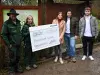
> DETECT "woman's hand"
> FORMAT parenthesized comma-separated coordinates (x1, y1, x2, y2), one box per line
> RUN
(75, 35, 78, 40)
(60, 36, 63, 40)
(60, 36, 64, 44)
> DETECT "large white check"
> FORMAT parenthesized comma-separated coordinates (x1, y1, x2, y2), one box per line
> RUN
(29, 24, 60, 52)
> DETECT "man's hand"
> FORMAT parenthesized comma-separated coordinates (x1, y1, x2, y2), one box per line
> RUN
(8, 44, 12, 49)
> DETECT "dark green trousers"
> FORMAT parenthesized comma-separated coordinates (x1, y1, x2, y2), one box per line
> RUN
(24, 44, 36, 67)
(9, 45, 20, 72)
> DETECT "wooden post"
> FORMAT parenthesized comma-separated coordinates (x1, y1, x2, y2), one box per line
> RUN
(0, 5, 2, 31)
(0, 0, 1, 5)
(0, 3, 2, 46)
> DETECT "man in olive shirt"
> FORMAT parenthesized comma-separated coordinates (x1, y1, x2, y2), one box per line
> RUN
(1, 8, 23, 75)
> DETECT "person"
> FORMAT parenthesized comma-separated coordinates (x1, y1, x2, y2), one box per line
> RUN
(1, 8, 23, 75)
(22, 15, 38, 70)
(52, 12, 65, 64)
(79, 7, 98, 61)
(64, 9, 79, 63)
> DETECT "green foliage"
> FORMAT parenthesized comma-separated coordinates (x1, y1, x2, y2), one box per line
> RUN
(92, 1, 100, 18)
(96, 20, 100, 42)
(23, 0, 38, 6)
(1, 0, 38, 6)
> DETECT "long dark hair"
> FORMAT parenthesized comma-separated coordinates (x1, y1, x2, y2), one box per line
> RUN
(56, 12, 64, 23)
(56, 12, 63, 19)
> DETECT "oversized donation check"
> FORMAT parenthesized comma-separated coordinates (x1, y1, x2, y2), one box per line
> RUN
(29, 24, 60, 52)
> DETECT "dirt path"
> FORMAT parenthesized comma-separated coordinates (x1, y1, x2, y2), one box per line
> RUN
(17, 46, 100, 75)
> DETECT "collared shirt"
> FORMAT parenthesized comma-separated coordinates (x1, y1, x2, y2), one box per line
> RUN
(84, 16, 92, 37)
(13, 20, 16, 24)
(65, 18, 70, 33)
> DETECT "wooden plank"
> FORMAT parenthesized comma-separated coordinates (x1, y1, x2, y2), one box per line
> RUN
(0, 5, 3, 31)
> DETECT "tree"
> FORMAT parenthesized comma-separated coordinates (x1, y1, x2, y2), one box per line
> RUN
(1, 0, 38, 6)
(91, 0, 100, 18)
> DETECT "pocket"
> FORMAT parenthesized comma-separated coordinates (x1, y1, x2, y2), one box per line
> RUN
(9, 27, 17, 34)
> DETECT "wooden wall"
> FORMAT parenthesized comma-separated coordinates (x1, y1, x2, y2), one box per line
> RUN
(46, 3, 82, 24)
(0, 3, 84, 30)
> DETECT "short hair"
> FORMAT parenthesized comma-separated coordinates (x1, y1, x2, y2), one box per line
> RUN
(65, 9, 72, 21)
(66, 9, 72, 13)
(85, 7, 91, 11)
(66, 9, 72, 16)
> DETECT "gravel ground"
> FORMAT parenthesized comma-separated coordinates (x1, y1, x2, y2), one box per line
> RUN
(16, 45, 100, 75)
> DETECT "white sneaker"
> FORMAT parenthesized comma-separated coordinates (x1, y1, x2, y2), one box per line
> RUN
(59, 58, 64, 64)
(82, 55, 87, 60)
(54, 56, 58, 62)
(33, 64, 38, 69)
(89, 56, 94, 61)
(26, 66, 31, 70)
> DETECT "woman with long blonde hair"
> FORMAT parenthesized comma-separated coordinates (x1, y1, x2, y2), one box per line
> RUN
(22, 15, 38, 70)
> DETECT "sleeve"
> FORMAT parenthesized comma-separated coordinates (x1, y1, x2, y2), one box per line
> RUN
(60, 21, 66, 38)
(52, 19, 56, 24)
(21, 25, 29, 40)
(79, 18, 82, 37)
(1, 22, 10, 47)
(75, 18, 79, 36)
(95, 18, 99, 38)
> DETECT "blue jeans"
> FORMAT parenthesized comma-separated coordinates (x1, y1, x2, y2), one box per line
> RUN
(64, 33, 76, 57)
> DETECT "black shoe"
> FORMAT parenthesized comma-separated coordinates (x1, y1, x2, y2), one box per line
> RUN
(15, 66, 23, 73)
(16, 69, 23, 73)
(64, 56, 71, 60)
(71, 57, 76, 63)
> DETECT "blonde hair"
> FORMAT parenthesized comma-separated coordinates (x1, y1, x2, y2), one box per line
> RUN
(26, 15, 34, 25)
